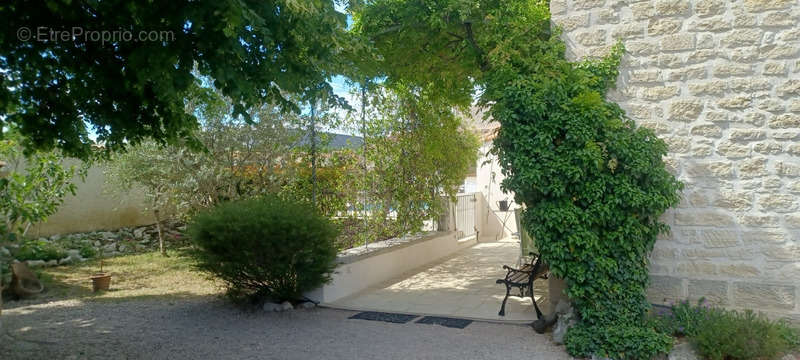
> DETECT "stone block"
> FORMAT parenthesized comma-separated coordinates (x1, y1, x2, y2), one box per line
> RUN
(739, 214, 781, 227)
(676, 261, 718, 276)
(612, 23, 645, 39)
(763, 62, 788, 75)
(555, 14, 590, 31)
(738, 157, 768, 178)
(654, 0, 690, 15)
(785, 214, 800, 228)
(691, 17, 731, 32)
(686, 161, 734, 178)
(717, 96, 752, 109)
(729, 129, 766, 142)
(734, 282, 796, 310)
(701, 230, 740, 248)
(776, 162, 800, 177)
(759, 194, 797, 212)
(716, 141, 751, 158)
(754, 142, 782, 155)
(685, 49, 719, 64)
(661, 34, 695, 51)
(690, 124, 722, 138)
(762, 245, 800, 262)
(712, 191, 752, 210)
(595, 9, 619, 24)
(714, 63, 753, 77)
(721, 29, 764, 48)
(550, 0, 566, 14)
(642, 86, 681, 100)
(648, 275, 684, 305)
(648, 18, 682, 35)
(743, 0, 794, 12)
(576, 30, 607, 46)
(688, 280, 728, 305)
(759, 44, 798, 60)
(762, 12, 795, 27)
(694, 0, 726, 17)
(675, 211, 735, 226)
(573, 0, 606, 10)
(741, 230, 787, 245)
(777, 80, 800, 97)
(669, 99, 704, 121)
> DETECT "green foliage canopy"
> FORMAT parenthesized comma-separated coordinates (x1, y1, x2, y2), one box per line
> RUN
(355, 0, 683, 358)
(0, 130, 86, 241)
(0, 0, 353, 158)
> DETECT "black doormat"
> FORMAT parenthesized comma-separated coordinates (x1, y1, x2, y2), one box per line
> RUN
(415, 316, 473, 329)
(348, 311, 418, 324)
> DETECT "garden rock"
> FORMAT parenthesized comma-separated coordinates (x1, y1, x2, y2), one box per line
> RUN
(263, 302, 282, 312)
(280, 301, 293, 312)
(0, 247, 10, 256)
(296, 302, 316, 310)
(26, 260, 46, 268)
(66, 249, 81, 259)
(780, 355, 796, 360)
(668, 342, 700, 360)
(58, 257, 73, 265)
(134, 227, 146, 238)
(102, 243, 117, 253)
(552, 300, 576, 345)
(45, 260, 58, 267)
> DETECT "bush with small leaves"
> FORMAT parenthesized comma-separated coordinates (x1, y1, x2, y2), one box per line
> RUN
(188, 197, 338, 303)
(651, 299, 800, 360)
(12, 239, 67, 262)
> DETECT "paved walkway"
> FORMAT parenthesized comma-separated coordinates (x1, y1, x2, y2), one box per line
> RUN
(330, 237, 549, 323)
(1, 298, 572, 360)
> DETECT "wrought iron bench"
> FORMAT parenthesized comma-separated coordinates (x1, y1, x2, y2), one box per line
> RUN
(496, 252, 549, 318)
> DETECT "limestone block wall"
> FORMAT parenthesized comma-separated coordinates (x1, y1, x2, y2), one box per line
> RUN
(551, 0, 800, 320)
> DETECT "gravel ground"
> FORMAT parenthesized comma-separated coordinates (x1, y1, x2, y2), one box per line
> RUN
(0, 297, 573, 360)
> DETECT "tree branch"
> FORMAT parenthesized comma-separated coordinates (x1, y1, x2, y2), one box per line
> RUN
(463, 22, 489, 71)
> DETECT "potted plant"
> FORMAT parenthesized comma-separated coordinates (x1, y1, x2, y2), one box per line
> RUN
(90, 260, 111, 292)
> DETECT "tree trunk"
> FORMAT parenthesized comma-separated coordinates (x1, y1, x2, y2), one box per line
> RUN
(154, 209, 166, 257)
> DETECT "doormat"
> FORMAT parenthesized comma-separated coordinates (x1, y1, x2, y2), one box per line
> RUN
(415, 316, 473, 329)
(348, 311, 418, 324)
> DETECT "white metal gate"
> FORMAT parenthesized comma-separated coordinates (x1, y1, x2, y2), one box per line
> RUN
(454, 193, 477, 239)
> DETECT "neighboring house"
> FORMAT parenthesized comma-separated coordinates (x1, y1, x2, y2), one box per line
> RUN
(293, 132, 364, 151)
(463, 107, 521, 239)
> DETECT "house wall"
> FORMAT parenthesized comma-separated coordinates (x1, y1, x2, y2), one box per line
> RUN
(552, 0, 800, 320)
(475, 141, 519, 237)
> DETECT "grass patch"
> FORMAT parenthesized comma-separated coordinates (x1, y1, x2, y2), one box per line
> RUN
(19, 249, 221, 303)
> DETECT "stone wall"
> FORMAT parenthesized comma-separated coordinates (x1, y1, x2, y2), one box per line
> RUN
(27, 162, 154, 237)
(551, 0, 800, 320)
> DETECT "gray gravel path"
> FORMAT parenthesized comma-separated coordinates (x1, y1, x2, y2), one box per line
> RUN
(0, 297, 572, 360)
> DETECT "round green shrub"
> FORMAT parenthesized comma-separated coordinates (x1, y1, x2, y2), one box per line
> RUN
(187, 197, 339, 303)
(13, 239, 67, 262)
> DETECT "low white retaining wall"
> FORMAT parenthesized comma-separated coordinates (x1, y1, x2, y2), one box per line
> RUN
(306, 231, 476, 304)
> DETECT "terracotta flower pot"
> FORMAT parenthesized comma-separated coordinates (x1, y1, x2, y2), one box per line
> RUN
(91, 273, 111, 292)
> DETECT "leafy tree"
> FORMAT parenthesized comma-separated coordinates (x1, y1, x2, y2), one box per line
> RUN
(104, 88, 304, 255)
(0, 0, 353, 158)
(355, 1, 682, 358)
(349, 83, 480, 239)
(0, 131, 87, 241)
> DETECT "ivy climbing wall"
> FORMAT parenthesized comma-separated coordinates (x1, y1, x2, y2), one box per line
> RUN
(551, 0, 800, 320)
